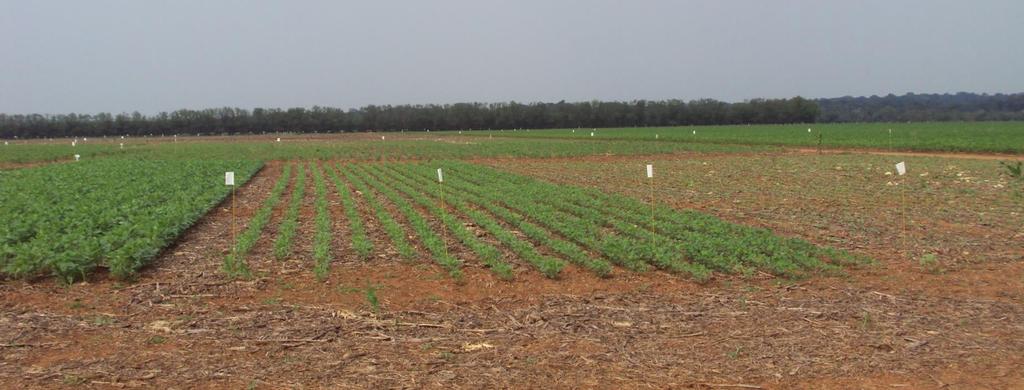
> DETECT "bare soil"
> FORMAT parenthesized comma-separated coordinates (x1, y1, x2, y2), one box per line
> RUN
(2, 154, 1023, 389)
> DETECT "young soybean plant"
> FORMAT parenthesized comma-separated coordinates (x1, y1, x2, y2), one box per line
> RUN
(274, 163, 306, 260)
(339, 164, 417, 261)
(325, 166, 373, 260)
(224, 164, 293, 277)
(311, 163, 333, 280)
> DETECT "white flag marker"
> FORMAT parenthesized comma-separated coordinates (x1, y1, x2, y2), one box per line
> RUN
(436, 168, 444, 183)
(3, 141, 7, 145)
(381, 135, 385, 140)
(808, 128, 812, 133)
(692, 130, 696, 135)
(895, 162, 906, 176)
(655, 134, 659, 139)
(72, 141, 76, 147)
(572, 129, 575, 133)
(74, 154, 80, 161)
(225, 172, 235, 186)
(646, 164, 653, 178)
(590, 132, 594, 137)
(119, 143, 124, 149)
(276, 137, 281, 142)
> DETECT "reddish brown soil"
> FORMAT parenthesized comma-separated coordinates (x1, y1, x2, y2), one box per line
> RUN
(2, 155, 1023, 389)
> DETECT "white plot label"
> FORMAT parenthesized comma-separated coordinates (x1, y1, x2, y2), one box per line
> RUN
(436, 168, 444, 183)
(692, 130, 696, 135)
(895, 162, 906, 176)
(225, 172, 235, 186)
(276, 137, 281, 142)
(646, 164, 653, 178)
(590, 132, 594, 137)
(119, 143, 124, 149)
(74, 154, 80, 161)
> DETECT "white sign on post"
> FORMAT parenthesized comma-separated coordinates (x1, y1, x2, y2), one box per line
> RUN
(4, 141, 7, 145)
(808, 128, 812, 133)
(72, 141, 76, 147)
(692, 130, 696, 135)
(381, 135, 385, 140)
(119, 143, 124, 149)
(590, 132, 594, 137)
(655, 134, 659, 139)
(225, 172, 235, 186)
(895, 162, 906, 176)
(276, 137, 281, 142)
(436, 168, 444, 183)
(646, 164, 653, 178)
(74, 154, 80, 161)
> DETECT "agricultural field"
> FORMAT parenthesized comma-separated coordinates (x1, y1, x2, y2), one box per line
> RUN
(1, 130, 1023, 388)
(454, 121, 1024, 154)
(0, 160, 261, 281)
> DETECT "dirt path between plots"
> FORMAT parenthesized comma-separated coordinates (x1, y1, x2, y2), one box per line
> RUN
(1, 158, 1023, 389)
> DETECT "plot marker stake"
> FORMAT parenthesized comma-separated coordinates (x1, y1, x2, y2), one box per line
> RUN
(437, 168, 449, 258)
(226, 171, 236, 266)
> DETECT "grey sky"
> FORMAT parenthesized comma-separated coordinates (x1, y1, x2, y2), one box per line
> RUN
(1, 0, 1022, 114)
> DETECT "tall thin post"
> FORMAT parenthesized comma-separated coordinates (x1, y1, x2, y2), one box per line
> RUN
(437, 168, 448, 258)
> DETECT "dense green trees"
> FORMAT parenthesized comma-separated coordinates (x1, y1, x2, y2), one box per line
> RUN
(0, 97, 818, 138)
(1, 93, 1020, 139)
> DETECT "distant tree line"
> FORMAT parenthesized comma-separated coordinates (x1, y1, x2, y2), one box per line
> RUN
(817, 92, 1024, 122)
(0, 97, 818, 138)
(0, 93, 1020, 139)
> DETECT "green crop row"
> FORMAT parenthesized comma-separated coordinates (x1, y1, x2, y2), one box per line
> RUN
(224, 164, 293, 277)
(337, 165, 417, 260)
(364, 164, 562, 278)
(0, 159, 262, 281)
(324, 165, 373, 260)
(273, 163, 306, 260)
(311, 163, 333, 280)
(347, 165, 464, 280)
(441, 161, 865, 278)
(360, 162, 520, 278)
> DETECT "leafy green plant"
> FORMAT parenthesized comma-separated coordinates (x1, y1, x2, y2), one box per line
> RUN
(325, 165, 373, 259)
(311, 163, 333, 281)
(0, 159, 262, 281)
(224, 164, 293, 278)
(273, 163, 306, 260)
(348, 166, 463, 280)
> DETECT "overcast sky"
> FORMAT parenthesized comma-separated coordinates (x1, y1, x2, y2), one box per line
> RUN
(1, 0, 1022, 114)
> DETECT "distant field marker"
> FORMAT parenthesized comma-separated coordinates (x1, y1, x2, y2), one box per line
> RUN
(74, 154, 80, 161)
(437, 168, 449, 258)
(226, 171, 236, 260)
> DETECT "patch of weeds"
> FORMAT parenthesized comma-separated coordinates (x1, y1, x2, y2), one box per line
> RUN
(525, 356, 538, 365)
(918, 253, 944, 274)
(438, 351, 455, 361)
(365, 284, 381, 313)
(727, 346, 743, 359)
(146, 335, 167, 345)
(262, 297, 282, 306)
(420, 342, 434, 351)
(277, 279, 295, 290)
(91, 315, 115, 326)
(62, 374, 86, 385)
(859, 312, 874, 331)
(68, 299, 85, 310)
